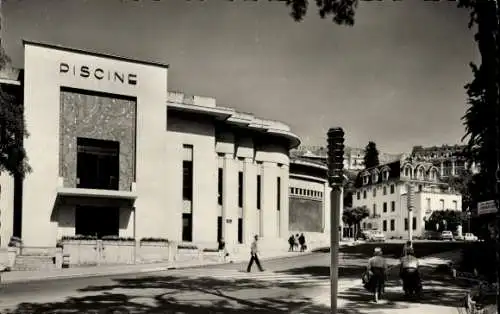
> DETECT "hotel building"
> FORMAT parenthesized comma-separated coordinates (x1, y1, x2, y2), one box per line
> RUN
(352, 160, 462, 239)
(0, 41, 336, 253)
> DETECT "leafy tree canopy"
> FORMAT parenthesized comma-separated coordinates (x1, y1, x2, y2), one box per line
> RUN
(0, 48, 31, 177)
(363, 141, 379, 169)
(425, 209, 464, 232)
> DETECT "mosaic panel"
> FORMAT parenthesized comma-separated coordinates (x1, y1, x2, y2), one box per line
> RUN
(59, 89, 136, 191)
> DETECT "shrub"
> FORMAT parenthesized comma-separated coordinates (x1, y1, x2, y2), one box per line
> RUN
(140, 237, 169, 243)
(178, 244, 198, 250)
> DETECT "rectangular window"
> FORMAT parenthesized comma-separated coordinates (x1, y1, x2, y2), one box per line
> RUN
(383, 186, 387, 195)
(452, 200, 458, 210)
(182, 213, 193, 242)
(357, 192, 360, 200)
(182, 145, 193, 242)
(238, 171, 243, 208)
(373, 188, 377, 197)
(373, 204, 377, 216)
(383, 220, 387, 232)
(218, 168, 223, 205)
(257, 175, 262, 210)
(182, 155, 193, 201)
(404, 218, 408, 231)
(391, 201, 395, 212)
(426, 198, 431, 210)
(217, 216, 222, 241)
(238, 218, 243, 244)
(363, 190, 367, 199)
(390, 184, 395, 194)
(390, 219, 395, 231)
(383, 202, 387, 213)
(440, 199, 445, 210)
(412, 217, 417, 230)
(277, 177, 281, 211)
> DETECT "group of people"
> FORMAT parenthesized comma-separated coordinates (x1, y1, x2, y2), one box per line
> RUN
(363, 241, 421, 303)
(288, 233, 307, 252)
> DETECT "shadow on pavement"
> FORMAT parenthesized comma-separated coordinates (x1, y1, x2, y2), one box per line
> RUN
(338, 274, 469, 313)
(0, 275, 335, 314)
(276, 264, 366, 279)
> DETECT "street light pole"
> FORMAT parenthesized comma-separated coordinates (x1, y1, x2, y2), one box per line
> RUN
(327, 127, 345, 314)
(407, 183, 415, 243)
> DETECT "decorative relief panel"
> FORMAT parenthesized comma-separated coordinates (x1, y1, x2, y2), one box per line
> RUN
(59, 89, 136, 191)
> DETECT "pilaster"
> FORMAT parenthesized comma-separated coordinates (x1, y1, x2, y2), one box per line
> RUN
(261, 162, 277, 238)
(243, 158, 257, 244)
(222, 154, 238, 245)
(279, 165, 289, 238)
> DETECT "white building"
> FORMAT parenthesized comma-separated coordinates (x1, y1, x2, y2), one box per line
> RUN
(0, 41, 336, 259)
(352, 160, 462, 239)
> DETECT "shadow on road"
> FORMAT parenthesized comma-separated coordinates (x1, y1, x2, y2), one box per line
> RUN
(0, 275, 334, 313)
(276, 264, 366, 279)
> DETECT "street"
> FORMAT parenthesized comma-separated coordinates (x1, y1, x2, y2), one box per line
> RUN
(0, 251, 470, 313)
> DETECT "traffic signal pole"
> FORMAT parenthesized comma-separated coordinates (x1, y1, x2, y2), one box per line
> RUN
(327, 127, 345, 314)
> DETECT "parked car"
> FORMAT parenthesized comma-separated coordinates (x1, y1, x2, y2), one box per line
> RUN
(370, 230, 386, 242)
(464, 233, 478, 242)
(441, 230, 454, 241)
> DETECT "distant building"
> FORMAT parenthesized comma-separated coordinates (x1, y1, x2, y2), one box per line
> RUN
(410, 144, 478, 177)
(352, 160, 462, 239)
(292, 145, 403, 171)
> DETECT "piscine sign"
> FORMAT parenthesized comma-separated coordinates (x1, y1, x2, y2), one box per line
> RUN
(59, 62, 138, 86)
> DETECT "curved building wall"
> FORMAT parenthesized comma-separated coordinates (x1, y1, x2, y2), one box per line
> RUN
(1, 41, 300, 252)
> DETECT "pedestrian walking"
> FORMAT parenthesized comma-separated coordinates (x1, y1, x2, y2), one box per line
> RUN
(247, 235, 264, 272)
(218, 237, 230, 262)
(288, 235, 295, 251)
(299, 233, 306, 252)
(366, 247, 388, 303)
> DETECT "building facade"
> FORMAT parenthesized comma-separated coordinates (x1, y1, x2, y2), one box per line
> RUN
(352, 160, 462, 239)
(0, 41, 304, 250)
(411, 144, 478, 177)
(288, 158, 336, 245)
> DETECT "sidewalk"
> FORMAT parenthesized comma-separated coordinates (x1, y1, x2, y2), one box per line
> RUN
(0, 241, 349, 284)
(307, 249, 464, 312)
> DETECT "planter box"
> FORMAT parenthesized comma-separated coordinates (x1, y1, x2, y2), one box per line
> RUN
(176, 248, 202, 262)
(138, 241, 170, 263)
(62, 240, 99, 266)
(61, 239, 135, 266)
(102, 240, 135, 265)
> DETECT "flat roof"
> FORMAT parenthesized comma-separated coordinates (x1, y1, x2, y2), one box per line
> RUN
(23, 40, 169, 69)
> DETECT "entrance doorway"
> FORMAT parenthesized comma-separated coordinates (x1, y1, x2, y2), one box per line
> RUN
(75, 206, 119, 238)
(77, 137, 119, 190)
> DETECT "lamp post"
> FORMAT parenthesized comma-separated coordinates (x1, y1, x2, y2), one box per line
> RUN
(327, 127, 345, 314)
(406, 183, 415, 243)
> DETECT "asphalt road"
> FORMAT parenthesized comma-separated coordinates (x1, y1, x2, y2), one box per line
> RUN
(0, 249, 470, 313)
(0, 252, 370, 313)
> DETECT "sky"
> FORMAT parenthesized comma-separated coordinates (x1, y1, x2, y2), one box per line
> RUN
(1, 0, 478, 154)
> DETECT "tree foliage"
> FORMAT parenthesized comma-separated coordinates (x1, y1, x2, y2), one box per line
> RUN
(342, 205, 369, 227)
(285, 0, 358, 26)
(440, 169, 474, 210)
(363, 141, 379, 169)
(425, 209, 464, 232)
(459, 0, 500, 208)
(0, 47, 30, 177)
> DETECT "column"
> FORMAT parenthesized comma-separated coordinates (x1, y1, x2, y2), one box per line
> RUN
(440, 161, 444, 177)
(261, 162, 277, 238)
(279, 165, 290, 238)
(451, 159, 456, 176)
(222, 154, 238, 245)
(243, 158, 257, 244)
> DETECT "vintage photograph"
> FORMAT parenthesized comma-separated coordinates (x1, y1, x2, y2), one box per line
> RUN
(0, 0, 498, 313)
